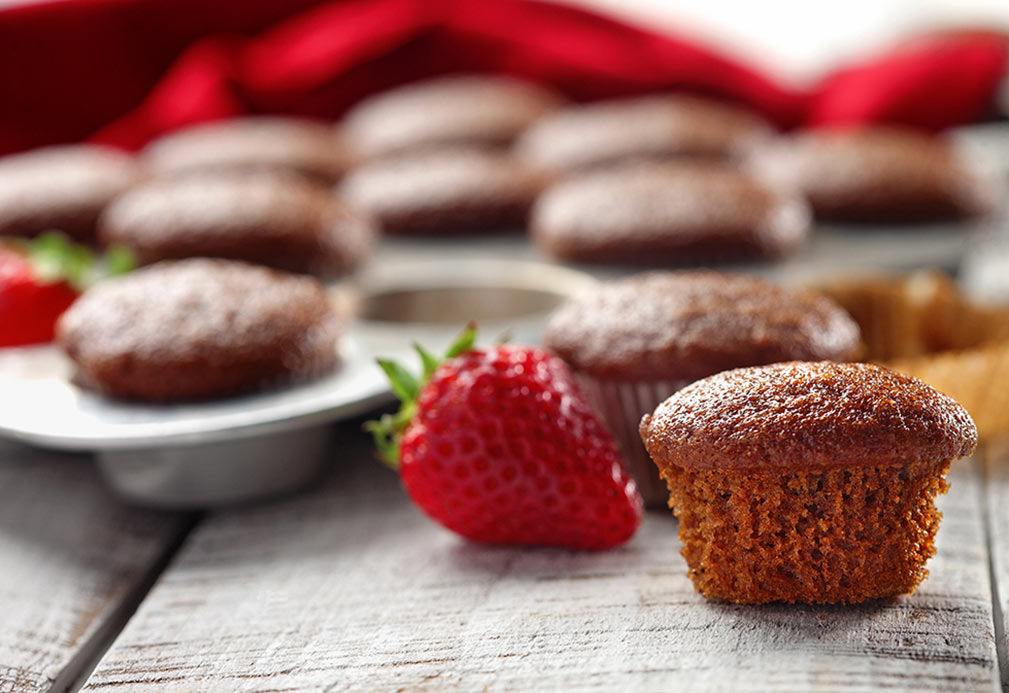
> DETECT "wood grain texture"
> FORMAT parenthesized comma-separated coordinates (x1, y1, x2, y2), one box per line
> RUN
(83, 426, 999, 693)
(982, 439, 1009, 690)
(0, 441, 190, 693)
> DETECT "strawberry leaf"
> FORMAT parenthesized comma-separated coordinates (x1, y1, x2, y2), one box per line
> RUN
(5, 231, 135, 291)
(29, 231, 95, 289)
(364, 415, 402, 469)
(377, 358, 419, 403)
(445, 322, 477, 358)
(413, 343, 440, 380)
(367, 324, 479, 470)
(103, 245, 136, 278)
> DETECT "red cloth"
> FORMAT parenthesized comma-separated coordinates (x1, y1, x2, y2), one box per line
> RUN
(0, 0, 1005, 155)
(807, 30, 1009, 130)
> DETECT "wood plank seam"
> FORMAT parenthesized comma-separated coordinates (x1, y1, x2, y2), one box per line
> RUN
(0, 442, 194, 693)
(59, 513, 202, 693)
(980, 444, 1009, 692)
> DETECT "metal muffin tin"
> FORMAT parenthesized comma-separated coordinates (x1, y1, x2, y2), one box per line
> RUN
(0, 257, 600, 508)
(0, 334, 389, 506)
(348, 255, 599, 355)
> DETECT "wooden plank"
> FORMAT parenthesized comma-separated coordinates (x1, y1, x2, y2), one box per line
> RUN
(982, 439, 1009, 690)
(84, 430, 999, 692)
(0, 440, 191, 693)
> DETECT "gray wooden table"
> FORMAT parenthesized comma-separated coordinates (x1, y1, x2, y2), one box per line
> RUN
(5, 152, 1009, 693)
(1, 420, 1007, 693)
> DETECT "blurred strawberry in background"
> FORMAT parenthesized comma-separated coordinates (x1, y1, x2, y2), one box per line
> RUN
(0, 233, 132, 347)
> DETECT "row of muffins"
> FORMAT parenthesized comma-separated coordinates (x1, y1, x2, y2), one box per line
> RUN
(343, 77, 999, 264)
(0, 144, 372, 279)
(0, 74, 1000, 278)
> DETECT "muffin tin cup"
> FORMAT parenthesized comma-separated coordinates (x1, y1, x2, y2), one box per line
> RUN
(0, 335, 391, 509)
(574, 375, 692, 508)
(97, 425, 331, 508)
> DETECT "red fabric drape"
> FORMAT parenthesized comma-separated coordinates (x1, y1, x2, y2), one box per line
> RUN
(0, 0, 1004, 155)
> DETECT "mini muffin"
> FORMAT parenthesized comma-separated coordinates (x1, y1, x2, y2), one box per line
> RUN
(545, 271, 861, 506)
(748, 127, 1000, 223)
(531, 162, 809, 265)
(143, 117, 349, 183)
(343, 75, 563, 160)
(98, 172, 374, 277)
(340, 148, 546, 235)
(0, 145, 142, 242)
(57, 259, 340, 402)
(639, 361, 978, 604)
(514, 94, 772, 172)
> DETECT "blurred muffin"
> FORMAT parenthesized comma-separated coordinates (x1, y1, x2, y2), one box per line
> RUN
(531, 162, 809, 265)
(546, 270, 861, 505)
(99, 172, 374, 277)
(0, 145, 142, 242)
(143, 117, 349, 184)
(514, 94, 772, 172)
(748, 127, 1000, 223)
(340, 148, 546, 235)
(640, 361, 977, 604)
(343, 75, 564, 160)
(58, 259, 341, 402)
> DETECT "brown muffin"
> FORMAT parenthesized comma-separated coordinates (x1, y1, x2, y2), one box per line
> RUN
(546, 271, 861, 506)
(57, 259, 341, 402)
(0, 145, 142, 242)
(514, 94, 772, 172)
(748, 127, 1000, 223)
(98, 172, 374, 277)
(143, 117, 349, 183)
(531, 162, 809, 265)
(343, 75, 563, 160)
(340, 148, 546, 235)
(639, 361, 978, 604)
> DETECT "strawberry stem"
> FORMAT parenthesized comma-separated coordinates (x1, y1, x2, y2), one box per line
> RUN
(6, 231, 135, 291)
(365, 324, 478, 470)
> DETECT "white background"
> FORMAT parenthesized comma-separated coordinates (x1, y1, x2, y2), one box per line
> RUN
(569, 0, 1009, 85)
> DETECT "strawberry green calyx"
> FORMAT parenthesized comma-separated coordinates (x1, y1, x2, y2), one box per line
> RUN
(365, 323, 477, 469)
(6, 231, 135, 290)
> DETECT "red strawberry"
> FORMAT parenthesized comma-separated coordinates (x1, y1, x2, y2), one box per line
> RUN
(368, 326, 643, 549)
(0, 250, 78, 347)
(0, 232, 134, 348)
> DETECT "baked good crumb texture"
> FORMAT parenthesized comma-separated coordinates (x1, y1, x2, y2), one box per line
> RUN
(640, 361, 977, 605)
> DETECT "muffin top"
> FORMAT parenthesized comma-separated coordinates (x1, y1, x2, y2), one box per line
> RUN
(343, 75, 563, 159)
(515, 94, 772, 172)
(0, 144, 142, 241)
(143, 117, 349, 183)
(99, 172, 374, 276)
(640, 361, 978, 471)
(57, 259, 340, 401)
(339, 148, 546, 234)
(545, 271, 860, 381)
(531, 162, 808, 263)
(748, 127, 999, 223)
